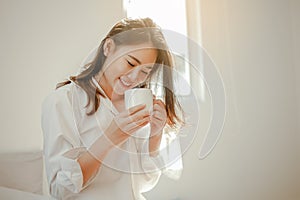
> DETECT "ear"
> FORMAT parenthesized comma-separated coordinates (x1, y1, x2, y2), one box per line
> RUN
(103, 38, 115, 56)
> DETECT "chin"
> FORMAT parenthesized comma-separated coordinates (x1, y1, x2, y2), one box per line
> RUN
(116, 82, 136, 94)
(111, 89, 123, 97)
(112, 85, 127, 97)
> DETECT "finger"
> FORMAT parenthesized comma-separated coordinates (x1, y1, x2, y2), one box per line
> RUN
(151, 110, 166, 121)
(116, 108, 149, 133)
(128, 104, 146, 115)
(129, 122, 149, 135)
(152, 104, 167, 116)
(119, 104, 146, 117)
(153, 101, 166, 114)
(153, 103, 163, 110)
(153, 99, 166, 108)
(128, 108, 150, 122)
(125, 116, 151, 134)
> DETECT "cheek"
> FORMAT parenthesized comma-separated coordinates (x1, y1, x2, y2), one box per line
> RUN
(114, 61, 130, 75)
(106, 63, 124, 79)
(138, 72, 149, 82)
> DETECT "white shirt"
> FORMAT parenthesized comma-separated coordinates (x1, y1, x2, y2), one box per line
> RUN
(41, 80, 183, 200)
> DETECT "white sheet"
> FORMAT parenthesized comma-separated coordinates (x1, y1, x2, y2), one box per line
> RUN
(0, 151, 44, 194)
(0, 186, 53, 200)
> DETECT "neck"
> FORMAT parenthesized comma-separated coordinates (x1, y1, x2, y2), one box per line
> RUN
(98, 78, 125, 112)
(96, 74, 124, 103)
(94, 73, 112, 99)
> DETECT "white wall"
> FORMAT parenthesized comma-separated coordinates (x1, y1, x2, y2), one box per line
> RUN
(145, 0, 300, 199)
(290, 0, 300, 174)
(0, 0, 124, 152)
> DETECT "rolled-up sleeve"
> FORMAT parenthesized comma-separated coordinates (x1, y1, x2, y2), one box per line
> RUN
(131, 129, 183, 198)
(41, 87, 96, 199)
(139, 131, 183, 179)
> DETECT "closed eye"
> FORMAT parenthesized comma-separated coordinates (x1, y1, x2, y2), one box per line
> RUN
(127, 60, 134, 67)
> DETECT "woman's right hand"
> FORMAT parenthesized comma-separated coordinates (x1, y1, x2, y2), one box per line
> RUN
(104, 104, 150, 146)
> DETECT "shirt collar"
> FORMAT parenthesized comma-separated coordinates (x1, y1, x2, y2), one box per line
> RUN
(92, 77, 119, 116)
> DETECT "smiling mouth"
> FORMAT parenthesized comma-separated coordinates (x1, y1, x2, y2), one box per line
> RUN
(120, 77, 133, 87)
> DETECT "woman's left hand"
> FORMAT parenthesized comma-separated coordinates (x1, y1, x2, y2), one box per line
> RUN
(150, 98, 167, 137)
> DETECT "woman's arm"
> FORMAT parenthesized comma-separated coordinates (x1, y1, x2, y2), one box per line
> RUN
(77, 152, 101, 186)
(149, 131, 163, 157)
(149, 99, 167, 156)
(77, 134, 112, 186)
(78, 104, 151, 186)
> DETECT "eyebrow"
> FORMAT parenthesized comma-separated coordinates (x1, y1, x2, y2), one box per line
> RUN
(128, 55, 141, 65)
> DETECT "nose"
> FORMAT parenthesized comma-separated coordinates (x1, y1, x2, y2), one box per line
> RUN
(126, 67, 142, 82)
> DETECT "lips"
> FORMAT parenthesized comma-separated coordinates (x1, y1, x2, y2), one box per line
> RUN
(120, 77, 133, 87)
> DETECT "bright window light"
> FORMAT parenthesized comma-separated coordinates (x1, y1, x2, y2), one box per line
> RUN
(123, 0, 191, 96)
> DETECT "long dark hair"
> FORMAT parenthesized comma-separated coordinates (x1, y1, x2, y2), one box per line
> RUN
(57, 18, 184, 128)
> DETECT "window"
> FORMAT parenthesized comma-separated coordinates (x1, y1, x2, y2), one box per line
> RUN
(123, 0, 191, 96)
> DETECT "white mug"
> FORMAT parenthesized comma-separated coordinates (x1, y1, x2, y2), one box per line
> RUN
(124, 88, 153, 111)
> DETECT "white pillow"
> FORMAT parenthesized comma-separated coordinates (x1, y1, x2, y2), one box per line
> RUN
(0, 151, 43, 194)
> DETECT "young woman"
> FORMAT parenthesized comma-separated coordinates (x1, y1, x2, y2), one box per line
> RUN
(42, 17, 184, 200)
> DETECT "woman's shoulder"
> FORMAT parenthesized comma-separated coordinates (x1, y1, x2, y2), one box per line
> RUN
(42, 82, 87, 110)
(42, 83, 72, 104)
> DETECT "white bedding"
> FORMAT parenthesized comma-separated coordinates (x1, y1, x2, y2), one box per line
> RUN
(0, 186, 53, 200)
(0, 150, 50, 198)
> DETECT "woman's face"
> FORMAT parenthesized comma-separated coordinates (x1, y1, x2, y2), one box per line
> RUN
(99, 39, 157, 99)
